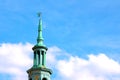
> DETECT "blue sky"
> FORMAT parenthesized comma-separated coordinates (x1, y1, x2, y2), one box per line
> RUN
(0, 0, 120, 80)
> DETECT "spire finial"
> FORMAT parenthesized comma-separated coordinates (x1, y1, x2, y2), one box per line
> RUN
(37, 12, 44, 46)
(37, 12, 41, 18)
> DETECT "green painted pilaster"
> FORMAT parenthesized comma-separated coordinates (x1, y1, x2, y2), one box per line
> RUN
(43, 52, 46, 66)
(36, 52, 38, 66)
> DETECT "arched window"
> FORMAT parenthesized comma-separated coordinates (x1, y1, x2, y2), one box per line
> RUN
(42, 78, 47, 80)
(34, 51, 36, 66)
(42, 51, 45, 65)
(37, 50, 40, 54)
(37, 50, 40, 65)
(41, 51, 44, 65)
(34, 51, 36, 60)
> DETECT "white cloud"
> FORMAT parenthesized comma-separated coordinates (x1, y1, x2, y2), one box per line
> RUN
(0, 43, 120, 80)
(89, 54, 120, 74)
(0, 43, 33, 80)
(56, 54, 120, 80)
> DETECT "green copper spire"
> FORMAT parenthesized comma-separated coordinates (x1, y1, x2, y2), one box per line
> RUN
(27, 13, 52, 80)
(37, 13, 44, 46)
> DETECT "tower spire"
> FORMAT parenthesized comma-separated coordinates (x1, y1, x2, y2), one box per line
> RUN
(37, 12, 44, 46)
(27, 13, 52, 80)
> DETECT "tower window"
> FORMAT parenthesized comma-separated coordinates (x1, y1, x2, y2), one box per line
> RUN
(37, 50, 40, 65)
(42, 78, 47, 80)
(37, 50, 40, 54)
(42, 51, 44, 65)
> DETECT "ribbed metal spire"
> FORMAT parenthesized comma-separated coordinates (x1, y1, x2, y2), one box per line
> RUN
(37, 13, 44, 46)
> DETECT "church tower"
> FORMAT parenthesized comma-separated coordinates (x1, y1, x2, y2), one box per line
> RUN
(27, 13, 52, 80)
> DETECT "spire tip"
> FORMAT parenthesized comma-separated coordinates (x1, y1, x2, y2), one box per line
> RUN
(37, 12, 44, 46)
(37, 12, 42, 18)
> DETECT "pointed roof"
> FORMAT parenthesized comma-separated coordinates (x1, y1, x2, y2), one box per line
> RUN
(32, 13, 47, 50)
(36, 13, 44, 46)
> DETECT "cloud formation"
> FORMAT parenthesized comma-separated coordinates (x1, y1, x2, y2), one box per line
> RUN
(0, 43, 120, 80)
(0, 43, 33, 80)
(56, 54, 120, 80)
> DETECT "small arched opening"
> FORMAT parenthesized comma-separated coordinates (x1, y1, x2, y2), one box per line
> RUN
(42, 78, 47, 80)
(41, 51, 44, 65)
(37, 50, 40, 65)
